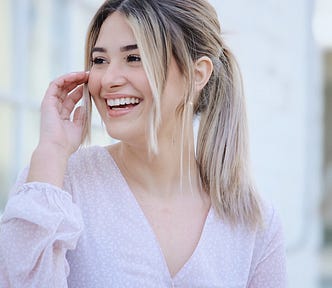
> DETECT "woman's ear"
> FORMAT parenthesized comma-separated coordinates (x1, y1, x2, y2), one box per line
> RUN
(194, 56, 213, 93)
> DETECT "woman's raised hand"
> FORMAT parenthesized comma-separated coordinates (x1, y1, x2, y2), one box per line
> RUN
(27, 71, 89, 187)
(39, 71, 89, 157)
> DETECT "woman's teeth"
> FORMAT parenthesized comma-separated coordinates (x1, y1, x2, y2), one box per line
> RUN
(106, 97, 140, 108)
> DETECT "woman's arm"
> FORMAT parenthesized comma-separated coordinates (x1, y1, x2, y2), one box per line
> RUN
(0, 181, 83, 287)
(0, 71, 88, 287)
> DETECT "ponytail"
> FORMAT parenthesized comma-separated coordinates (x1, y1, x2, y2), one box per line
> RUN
(196, 47, 262, 227)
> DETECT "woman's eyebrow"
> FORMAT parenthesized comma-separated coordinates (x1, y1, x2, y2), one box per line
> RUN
(91, 44, 138, 54)
(120, 44, 138, 52)
(91, 47, 107, 54)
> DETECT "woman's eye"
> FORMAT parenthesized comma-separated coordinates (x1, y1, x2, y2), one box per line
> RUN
(91, 57, 108, 65)
(126, 55, 141, 63)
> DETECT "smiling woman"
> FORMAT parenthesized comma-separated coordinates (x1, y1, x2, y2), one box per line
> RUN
(0, 0, 286, 287)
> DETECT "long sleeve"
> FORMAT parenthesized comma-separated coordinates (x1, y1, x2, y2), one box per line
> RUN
(0, 171, 83, 288)
(247, 207, 287, 288)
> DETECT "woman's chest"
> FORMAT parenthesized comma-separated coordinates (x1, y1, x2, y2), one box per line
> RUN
(140, 201, 210, 278)
(66, 194, 255, 287)
(67, 176, 256, 287)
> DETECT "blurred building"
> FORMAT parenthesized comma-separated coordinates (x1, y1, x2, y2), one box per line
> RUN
(315, 0, 332, 285)
(0, 0, 331, 287)
(0, 0, 109, 209)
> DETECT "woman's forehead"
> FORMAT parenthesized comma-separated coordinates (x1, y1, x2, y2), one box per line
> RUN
(95, 12, 137, 49)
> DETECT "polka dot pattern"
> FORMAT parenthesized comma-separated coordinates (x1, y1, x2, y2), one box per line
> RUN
(0, 146, 287, 287)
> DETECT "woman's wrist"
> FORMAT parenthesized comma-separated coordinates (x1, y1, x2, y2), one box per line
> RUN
(26, 144, 70, 188)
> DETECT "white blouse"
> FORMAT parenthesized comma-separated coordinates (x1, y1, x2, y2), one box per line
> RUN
(0, 146, 286, 287)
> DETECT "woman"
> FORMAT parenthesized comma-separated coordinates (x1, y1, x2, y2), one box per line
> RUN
(0, 0, 286, 287)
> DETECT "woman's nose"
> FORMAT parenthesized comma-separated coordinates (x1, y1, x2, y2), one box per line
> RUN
(101, 62, 126, 89)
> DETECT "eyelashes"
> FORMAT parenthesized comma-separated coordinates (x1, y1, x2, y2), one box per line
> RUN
(91, 57, 109, 65)
(90, 55, 141, 66)
(126, 55, 141, 63)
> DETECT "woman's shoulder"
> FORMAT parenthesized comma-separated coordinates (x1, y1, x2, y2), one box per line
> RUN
(63, 145, 121, 196)
(65, 145, 118, 182)
(258, 198, 283, 236)
(67, 145, 113, 169)
(245, 199, 287, 284)
(70, 145, 109, 159)
(252, 198, 285, 259)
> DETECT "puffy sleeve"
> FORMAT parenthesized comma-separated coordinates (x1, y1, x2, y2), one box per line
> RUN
(0, 169, 83, 288)
(247, 205, 287, 288)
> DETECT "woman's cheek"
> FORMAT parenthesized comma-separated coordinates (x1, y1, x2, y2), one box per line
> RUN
(87, 70, 100, 97)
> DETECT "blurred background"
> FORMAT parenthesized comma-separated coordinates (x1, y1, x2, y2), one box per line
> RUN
(0, 0, 331, 287)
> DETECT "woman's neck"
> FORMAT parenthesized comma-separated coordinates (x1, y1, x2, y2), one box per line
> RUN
(108, 136, 203, 200)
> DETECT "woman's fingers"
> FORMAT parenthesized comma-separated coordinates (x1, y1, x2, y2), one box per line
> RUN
(42, 71, 89, 117)
(47, 71, 89, 103)
(60, 85, 84, 120)
(73, 105, 86, 127)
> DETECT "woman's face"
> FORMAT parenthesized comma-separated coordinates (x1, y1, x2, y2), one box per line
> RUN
(88, 12, 186, 148)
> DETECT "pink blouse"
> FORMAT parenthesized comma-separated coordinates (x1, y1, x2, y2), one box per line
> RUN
(0, 146, 286, 287)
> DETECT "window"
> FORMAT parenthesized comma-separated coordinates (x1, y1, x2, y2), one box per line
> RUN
(0, 0, 110, 211)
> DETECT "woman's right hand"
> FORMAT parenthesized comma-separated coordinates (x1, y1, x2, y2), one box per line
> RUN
(39, 71, 89, 157)
(27, 71, 89, 187)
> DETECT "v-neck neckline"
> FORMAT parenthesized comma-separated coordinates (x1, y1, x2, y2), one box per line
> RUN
(101, 146, 213, 282)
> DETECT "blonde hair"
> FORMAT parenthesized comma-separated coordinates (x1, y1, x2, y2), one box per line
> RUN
(83, 0, 262, 227)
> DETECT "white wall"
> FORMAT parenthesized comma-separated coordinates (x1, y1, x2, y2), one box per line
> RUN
(0, 0, 323, 286)
(209, 0, 322, 287)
